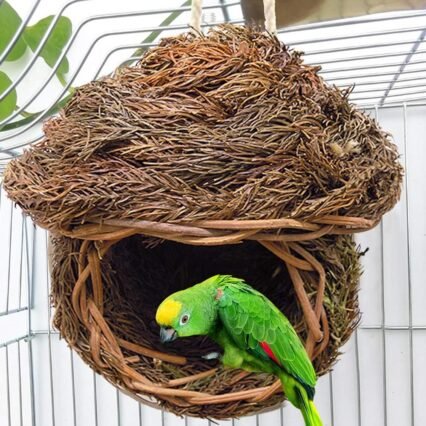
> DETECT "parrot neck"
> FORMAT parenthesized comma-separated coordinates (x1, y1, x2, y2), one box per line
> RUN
(208, 325, 232, 349)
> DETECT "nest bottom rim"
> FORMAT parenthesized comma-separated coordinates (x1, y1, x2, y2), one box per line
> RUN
(50, 233, 361, 419)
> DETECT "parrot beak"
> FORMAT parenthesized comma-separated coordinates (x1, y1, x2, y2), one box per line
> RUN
(160, 327, 177, 343)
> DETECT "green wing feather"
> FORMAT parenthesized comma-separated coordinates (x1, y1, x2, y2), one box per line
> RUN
(217, 278, 317, 392)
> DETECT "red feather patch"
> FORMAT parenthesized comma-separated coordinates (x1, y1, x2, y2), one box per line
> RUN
(260, 341, 281, 366)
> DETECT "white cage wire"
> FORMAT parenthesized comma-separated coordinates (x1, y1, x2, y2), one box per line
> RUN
(0, 2, 425, 426)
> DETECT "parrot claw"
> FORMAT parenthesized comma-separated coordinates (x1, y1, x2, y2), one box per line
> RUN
(202, 352, 221, 360)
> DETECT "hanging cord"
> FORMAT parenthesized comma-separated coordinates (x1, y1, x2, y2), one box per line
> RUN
(263, 0, 277, 35)
(189, 0, 277, 35)
(189, 0, 203, 33)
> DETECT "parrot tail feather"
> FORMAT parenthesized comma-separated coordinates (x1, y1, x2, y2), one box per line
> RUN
(295, 387, 323, 426)
(277, 371, 322, 426)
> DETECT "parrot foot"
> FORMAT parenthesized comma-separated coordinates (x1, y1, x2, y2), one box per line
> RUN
(202, 352, 221, 360)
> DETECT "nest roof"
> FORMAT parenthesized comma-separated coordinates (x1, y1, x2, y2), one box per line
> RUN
(4, 24, 402, 232)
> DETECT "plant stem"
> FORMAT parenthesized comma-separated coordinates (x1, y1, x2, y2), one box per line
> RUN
(120, 0, 192, 67)
(14, 106, 32, 118)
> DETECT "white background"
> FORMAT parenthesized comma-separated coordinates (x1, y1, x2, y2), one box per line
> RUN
(1, 1, 426, 426)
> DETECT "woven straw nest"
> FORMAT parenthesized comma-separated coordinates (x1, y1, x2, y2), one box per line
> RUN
(4, 24, 402, 418)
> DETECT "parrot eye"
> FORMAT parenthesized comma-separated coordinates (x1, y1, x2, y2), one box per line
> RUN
(180, 314, 190, 325)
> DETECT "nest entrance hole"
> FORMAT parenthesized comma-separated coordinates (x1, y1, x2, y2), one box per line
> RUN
(108, 236, 299, 360)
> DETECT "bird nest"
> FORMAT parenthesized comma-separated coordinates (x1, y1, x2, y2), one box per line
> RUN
(4, 24, 402, 419)
(48, 233, 362, 418)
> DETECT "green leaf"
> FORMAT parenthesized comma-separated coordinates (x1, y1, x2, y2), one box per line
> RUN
(23, 15, 72, 84)
(0, 92, 72, 132)
(0, 1, 27, 61)
(0, 71, 17, 121)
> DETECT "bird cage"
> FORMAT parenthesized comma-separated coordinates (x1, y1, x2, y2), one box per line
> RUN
(0, 1, 425, 426)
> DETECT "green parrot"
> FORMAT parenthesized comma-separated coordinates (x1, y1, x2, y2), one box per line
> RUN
(156, 275, 322, 426)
